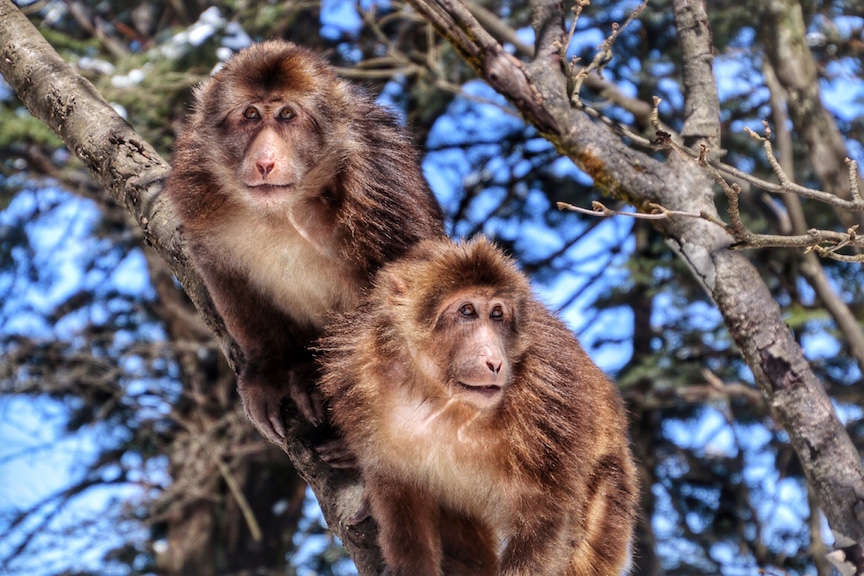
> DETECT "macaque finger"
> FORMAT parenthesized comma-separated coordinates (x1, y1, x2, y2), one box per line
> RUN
(242, 391, 286, 444)
(316, 438, 357, 469)
(289, 376, 325, 426)
(267, 404, 287, 442)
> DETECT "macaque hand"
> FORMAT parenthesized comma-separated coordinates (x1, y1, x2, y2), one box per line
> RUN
(288, 362, 326, 426)
(238, 380, 288, 445)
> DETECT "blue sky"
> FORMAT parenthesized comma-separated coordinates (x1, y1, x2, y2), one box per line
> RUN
(2, 3, 864, 575)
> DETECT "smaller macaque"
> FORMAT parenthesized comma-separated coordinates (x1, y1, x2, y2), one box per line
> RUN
(165, 41, 444, 444)
(318, 237, 638, 576)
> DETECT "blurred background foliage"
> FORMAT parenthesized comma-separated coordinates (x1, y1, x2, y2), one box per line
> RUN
(0, 0, 862, 574)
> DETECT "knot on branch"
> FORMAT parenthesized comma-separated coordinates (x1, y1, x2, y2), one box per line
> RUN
(827, 541, 864, 576)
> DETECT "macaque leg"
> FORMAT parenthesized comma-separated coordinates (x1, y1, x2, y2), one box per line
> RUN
(567, 456, 637, 576)
(440, 510, 498, 576)
(499, 508, 576, 576)
(366, 474, 442, 576)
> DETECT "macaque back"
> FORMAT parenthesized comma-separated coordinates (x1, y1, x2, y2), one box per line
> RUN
(319, 237, 638, 576)
(165, 41, 444, 443)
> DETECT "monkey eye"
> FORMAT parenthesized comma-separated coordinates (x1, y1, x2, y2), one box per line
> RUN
(243, 106, 261, 120)
(458, 303, 477, 317)
(278, 107, 296, 120)
(490, 305, 504, 320)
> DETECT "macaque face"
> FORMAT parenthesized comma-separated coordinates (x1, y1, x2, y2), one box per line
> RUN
(219, 96, 320, 208)
(422, 290, 515, 409)
(198, 50, 335, 212)
(237, 101, 305, 189)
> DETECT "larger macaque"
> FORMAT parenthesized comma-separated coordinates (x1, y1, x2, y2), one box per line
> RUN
(165, 41, 445, 444)
(319, 237, 638, 576)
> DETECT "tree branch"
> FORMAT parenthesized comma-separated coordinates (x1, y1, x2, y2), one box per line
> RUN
(672, 0, 721, 149)
(407, 0, 561, 135)
(762, 62, 864, 375)
(463, 0, 534, 57)
(408, 0, 864, 570)
(650, 112, 864, 258)
(0, 1, 380, 573)
(761, 0, 864, 232)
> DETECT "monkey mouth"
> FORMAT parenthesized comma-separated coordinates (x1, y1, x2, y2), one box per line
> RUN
(456, 381, 502, 397)
(245, 183, 294, 194)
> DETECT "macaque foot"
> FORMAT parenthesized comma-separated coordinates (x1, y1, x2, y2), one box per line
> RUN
(316, 437, 358, 470)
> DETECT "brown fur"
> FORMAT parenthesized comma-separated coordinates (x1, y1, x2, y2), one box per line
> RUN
(165, 40, 444, 443)
(319, 237, 638, 576)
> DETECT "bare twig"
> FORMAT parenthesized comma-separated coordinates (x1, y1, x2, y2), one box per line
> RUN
(561, 0, 648, 104)
(652, 97, 864, 212)
(213, 451, 263, 542)
(557, 200, 702, 221)
(555, 0, 589, 100)
(627, 368, 765, 411)
(648, 98, 864, 260)
(716, 123, 864, 211)
(848, 158, 862, 204)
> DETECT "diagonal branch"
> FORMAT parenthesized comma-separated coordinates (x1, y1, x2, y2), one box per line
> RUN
(409, 0, 864, 571)
(0, 1, 381, 573)
(407, 0, 561, 135)
(466, 0, 662, 134)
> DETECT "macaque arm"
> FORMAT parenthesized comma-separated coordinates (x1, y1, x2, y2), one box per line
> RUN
(200, 262, 325, 441)
(439, 511, 498, 576)
(365, 473, 442, 576)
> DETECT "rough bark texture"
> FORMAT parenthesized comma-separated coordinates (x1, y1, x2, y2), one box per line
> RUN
(760, 0, 864, 232)
(762, 58, 864, 386)
(3, 0, 864, 573)
(760, 0, 864, 375)
(405, 0, 864, 572)
(0, 1, 382, 572)
(672, 0, 721, 149)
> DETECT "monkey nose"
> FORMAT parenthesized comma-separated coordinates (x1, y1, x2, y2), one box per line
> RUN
(486, 360, 502, 374)
(256, 160, 275, 177)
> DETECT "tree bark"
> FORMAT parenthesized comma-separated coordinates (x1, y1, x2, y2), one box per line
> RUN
(762, 58, 864, 378)
(405, 0, 864, 572)
(3, 0, 864, 573)
(760, 0, 864, 231)
(0, 2, 381, 573)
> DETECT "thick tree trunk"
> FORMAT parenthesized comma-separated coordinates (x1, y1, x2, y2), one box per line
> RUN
(404, 0, 864, 572)
(4, 0, 864, 573)
(0, 2, 380, 573)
